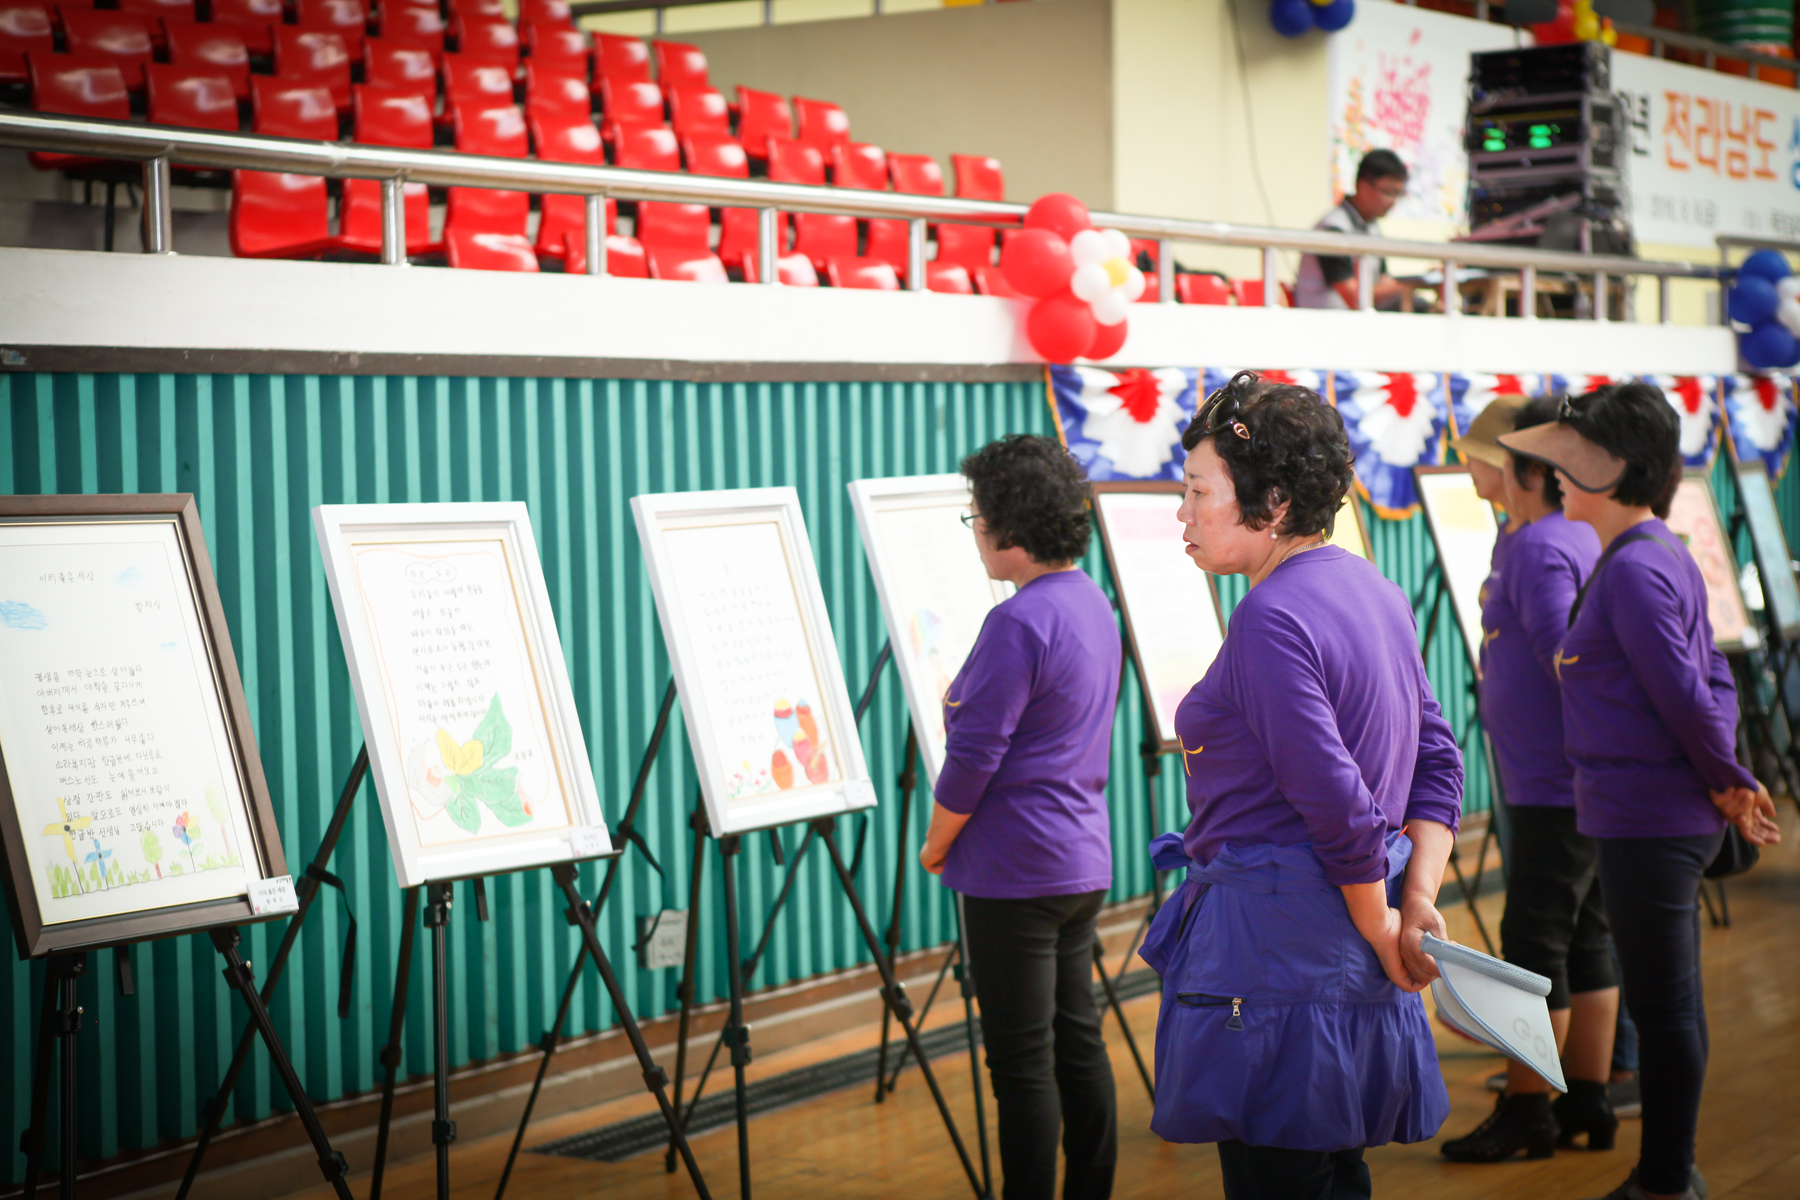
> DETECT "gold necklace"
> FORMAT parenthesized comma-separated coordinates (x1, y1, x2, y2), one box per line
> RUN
(1273, 536, 1328, 570)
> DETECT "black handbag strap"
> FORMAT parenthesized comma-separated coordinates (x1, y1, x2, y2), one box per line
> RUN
(1567, 527, 1684, 630)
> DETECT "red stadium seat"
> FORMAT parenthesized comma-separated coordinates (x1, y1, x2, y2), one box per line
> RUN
(612, 122, 679, 171)
(633, 197, 723, 283)
(443, 51, 515, 122)
(768, 138, 855, 272)
(525, 60, 587, 119)
(208, 0, 281, 54)
(518, 0, 573, 28)
(524, 24, 588, 74)
(117, 0, 192, 33)
(832, 141, 886, 191)
(599, 76, 662, 136)
(453, 15, 518, 67)
(668, 85, 727, 137)
(364, 38, 438, 94)
(952, 153, 1003, 200)
(924, 263, 973, 294)
(296, 0, 367, 59)
(1, 2, 55, 87)
(935, 224, 995, 274)
(59, 9, 154, 90)
(1137, 271, 1158, 303)
(1231, 278, 1286, 307)
(594, 32, 648, 83)
(445, 186, 537, 270)
(448, 0, 506, 16)
(681, 130, 775, 274)
(146, 63, 238, 130)
(274, 28, 351, 112)
(455, 101, 527, 156)
(378, 2, 444, 50)
(163, 21, 250, 101)
(794, 96, 849, 153)
(27, 53, 128, 168)
(562, 229, 649, 277)
(974, 265, 1025, 298)
(530, 107, 604, 263)
(338, 83, 434, 256)
(651, 38, 705, 88)
(231, 168, 333, 257)
(828, 258, 898, 290)
(1174, 275, 1225, 305)
(741, 248, 818, 287)
(251, 76, 338, 138)
(735, 85, 790, 161)
(888, 152, 944, 197)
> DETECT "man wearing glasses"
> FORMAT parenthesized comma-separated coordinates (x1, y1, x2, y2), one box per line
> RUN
(1295, 149, 1410, 310)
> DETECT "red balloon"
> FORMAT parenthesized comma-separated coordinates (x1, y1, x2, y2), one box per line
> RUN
(1001, 228, 1075, 299)
(1084, 318, 1128, 361)
(1023, 193, 1091, 242)
(1026, 292, 1098, 364)
(1531, 0, 1576, 44)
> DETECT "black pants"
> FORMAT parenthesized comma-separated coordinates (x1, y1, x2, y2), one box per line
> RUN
(1499, 805, 1616, 1011)
(1597, 832, 1723, 1196)
(1216, 1140, 1371, 1200)
(961, 889, 1117, 1200)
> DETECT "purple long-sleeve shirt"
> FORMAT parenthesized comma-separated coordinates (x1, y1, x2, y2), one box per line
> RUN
(1176, 547, 1464, 887)
(936, 568, 1121, 899)
(1480, 511, 1600, 808)
(1560, 518, 1753, 839)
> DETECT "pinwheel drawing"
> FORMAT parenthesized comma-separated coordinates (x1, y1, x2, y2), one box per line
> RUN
(173, 811, 201, 872)
(83, 837, 115, 889)
(41, 798, 91, 895)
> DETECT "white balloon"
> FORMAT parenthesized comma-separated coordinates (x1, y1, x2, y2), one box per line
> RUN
(1780, 276, 1800, 304)
(1098, 228, 1131, 261)
(1092, 291, 1131, 326)
(1121, 266, 1146, 302)
(1070, 263, 1113, 302)
(1778, 295, 1800, 339)
(1069, 229, 1108, 268)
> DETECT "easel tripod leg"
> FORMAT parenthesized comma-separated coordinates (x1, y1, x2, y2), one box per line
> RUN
(370, 886, 420, 1200)
(22, 953, 84, 1200)
(666, 798, 708, 1174)
(875, 728, 918, 1102)
(550, 863, 713, 1200)
(718, 835, 753, 1200)
(420, 882, 457, 1200)
(953, 895, 994, 1200)
(1091, 940, 1154, 1102)
(207, 928, 353, 1200)
(20, 956, 62, 1200)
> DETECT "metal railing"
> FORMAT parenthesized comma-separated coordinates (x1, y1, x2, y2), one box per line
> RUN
(0, 108, 1725, 321)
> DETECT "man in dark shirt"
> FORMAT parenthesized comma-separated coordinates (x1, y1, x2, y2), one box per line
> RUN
(1295, 149, 1409, 310)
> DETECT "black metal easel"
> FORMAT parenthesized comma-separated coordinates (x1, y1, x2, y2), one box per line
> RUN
(174, 747, 370, 1200)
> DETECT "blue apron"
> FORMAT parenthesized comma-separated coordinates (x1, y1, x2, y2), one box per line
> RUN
(1141, 831, 1450, 1151)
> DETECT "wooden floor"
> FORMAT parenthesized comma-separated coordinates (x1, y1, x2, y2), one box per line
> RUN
(281, 808, 1800, 1200)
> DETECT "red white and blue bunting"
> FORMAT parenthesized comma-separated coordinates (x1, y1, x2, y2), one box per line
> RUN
(1335, 371, 1450, 518)
(1447, 373, 1551, 439)
(1723, 374, 1797, 480)
(1644, 374, 1724, 468)
(1046, 365, 1199, 482)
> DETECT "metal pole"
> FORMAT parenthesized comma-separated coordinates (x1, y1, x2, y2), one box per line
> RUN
(1261, 245, 1279, 308)
(1593, 270, 1608, 321)
(584, 193, 605, 276)
(757, 207, 778, 284)
(908, 217, 927, 292)
(1520, 265, 1537, 319)
(141, 155, 172, 254)
(1442, 259, 1460, 317)
(718, 836, 753, 1200)
(380, 178, 406, 266)
(1660, 274, 1672, 324)
(57, 954, 83, 1200)
(1356, 254, 1376, 312)
(1157, 237, 1174, 305)
(424, 882, 455, 1200)
(370, 886, 421, 1200)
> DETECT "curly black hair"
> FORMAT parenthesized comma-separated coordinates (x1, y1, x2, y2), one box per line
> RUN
(960, 434, 1092, 564)
(1179, 371, 1355, 538)
(1563, 381, 1680, 518)
(1509, 395, 1565, 508)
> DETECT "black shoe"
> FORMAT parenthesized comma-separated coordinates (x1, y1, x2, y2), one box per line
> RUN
(1551, 1079, 1618, 1150)
(1581, 1168, 1703, 1200)
(1440, 1092, 1558, 1162)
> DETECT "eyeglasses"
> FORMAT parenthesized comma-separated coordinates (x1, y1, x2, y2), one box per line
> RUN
(1197, 387, 1253, 442)
(960, 511, 978, 528)
(1558, 395, 1584, 424)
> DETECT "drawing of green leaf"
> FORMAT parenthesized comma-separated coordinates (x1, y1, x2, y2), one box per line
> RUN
(459, 765, 528, 825)
(141, 830, 162, 864)
(445, 791, 481, 834)
(471, 694, 512, 763)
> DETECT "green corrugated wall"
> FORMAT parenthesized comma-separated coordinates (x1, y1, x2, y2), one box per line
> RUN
(14, 371, 1776, 1186)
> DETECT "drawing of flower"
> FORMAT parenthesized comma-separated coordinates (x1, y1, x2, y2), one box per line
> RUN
(414, 695, 532, 834)
(173, 811, 201, 872)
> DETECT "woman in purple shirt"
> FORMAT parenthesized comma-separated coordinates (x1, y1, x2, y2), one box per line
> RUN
(1141, 372, 1462, 1200)
(919, 434, 1123, 1200)
(1443, 395, 1618, 1162)
(1500, 383, 1781, 1200)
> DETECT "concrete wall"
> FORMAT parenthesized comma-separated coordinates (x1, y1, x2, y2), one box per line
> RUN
(677, 0, 1116, 208)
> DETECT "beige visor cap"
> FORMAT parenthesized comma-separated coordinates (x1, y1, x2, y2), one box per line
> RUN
(1497, 421, 1629, 495)
(1449, 395, 1529, 469)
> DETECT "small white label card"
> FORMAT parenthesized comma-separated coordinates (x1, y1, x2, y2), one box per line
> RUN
(570, 825, 610, 859)
(844, 779, 877, 810)
(248, 874, 299, 916)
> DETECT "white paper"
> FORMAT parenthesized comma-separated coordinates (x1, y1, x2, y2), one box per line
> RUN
(1432, 958, 1567, 1093)
(1416, 472, 1499, 671)
(569, 824, 609, 858)
(0, 521, 259, 925)
(1095, 492, 1225, 745)
(248, 874, 298, 916)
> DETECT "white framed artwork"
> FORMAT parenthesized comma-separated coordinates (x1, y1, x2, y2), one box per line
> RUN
(632, 487, 874, 837)
(313, 503, 609, 888)
(847, 475, 1013, 788)
(1413, 466, 1500, 675)
(1091, 483, 1227, 750)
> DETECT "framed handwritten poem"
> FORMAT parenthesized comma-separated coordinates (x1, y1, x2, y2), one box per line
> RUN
(1666, 473, 1758, 653)
(0, 495, 288, 958)
(313, 503, 609, 888)
(1091, 483, 1227, 752)
(847, 475, 1013, 788)
(1414, 466, 1501, 674)
(1731, 461, 1800, 642)
(632, 488, 874, 837)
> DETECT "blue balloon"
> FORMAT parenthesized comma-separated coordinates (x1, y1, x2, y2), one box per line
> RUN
(1269, 0, 1314, 37)
(1740, 248, 1792, 283)
(1729, 275, 1781, 326)
(1741, 322, 1799, 370)
(1315, 0, 1355, 32)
